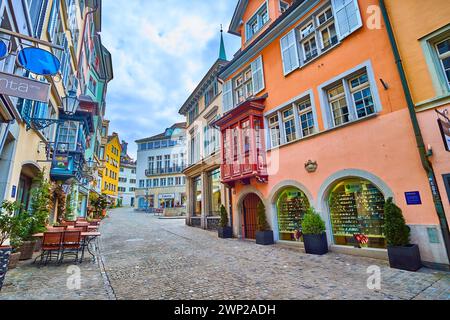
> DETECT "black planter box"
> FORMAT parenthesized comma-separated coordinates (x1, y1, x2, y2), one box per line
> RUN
(0, 247, 12, 291)
(303, 233, 329, 255)
(388, 244, 422, 272)
(218, 227, 233, 239)
(256, 230, 274, 246)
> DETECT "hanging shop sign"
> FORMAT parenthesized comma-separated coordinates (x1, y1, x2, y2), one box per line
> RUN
(437, 117, 450, 152)
(0, 71, 50, 102)
(54, 155, 69, 170)
(17, 47, 61, 76)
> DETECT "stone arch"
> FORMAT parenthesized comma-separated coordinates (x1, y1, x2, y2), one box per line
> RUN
(235, 186, 266, 239)
(268, 180, 314, 242)
(316, 169, 394, 246)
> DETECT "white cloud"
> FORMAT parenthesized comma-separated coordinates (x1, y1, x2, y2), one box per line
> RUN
(101, 0, 240, 158)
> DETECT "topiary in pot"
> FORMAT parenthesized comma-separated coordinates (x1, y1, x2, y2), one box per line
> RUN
(384, 198, 422, 271)
(218, 205, 232, 239)
(301, 207, 328, 255)
(256, 202, 274, 245)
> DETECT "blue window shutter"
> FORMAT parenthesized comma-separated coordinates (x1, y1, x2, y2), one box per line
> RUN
(222, 80, 233, 112)
(331, 0, 362, 40)
(280, 29, 300, 75)
(35, 0, 49, 38)
(251, 55, 265, 94)
(47, 0, 60, 42)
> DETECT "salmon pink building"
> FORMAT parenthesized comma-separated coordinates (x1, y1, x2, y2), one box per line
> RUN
(215, 0, 450, 268)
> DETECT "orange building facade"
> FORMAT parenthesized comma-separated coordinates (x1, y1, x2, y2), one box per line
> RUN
(216, 0, 450, 267)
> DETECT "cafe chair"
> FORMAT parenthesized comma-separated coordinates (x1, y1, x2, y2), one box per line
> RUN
(59, 231, 82, 264)
(40, 232, 63, 266)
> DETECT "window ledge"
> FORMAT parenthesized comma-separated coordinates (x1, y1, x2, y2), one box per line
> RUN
(267, 113, 379, 152)
(415, 93, 450, 112)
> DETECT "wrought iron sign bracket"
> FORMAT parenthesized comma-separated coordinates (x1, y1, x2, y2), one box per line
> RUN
(30, 118, 66, 131)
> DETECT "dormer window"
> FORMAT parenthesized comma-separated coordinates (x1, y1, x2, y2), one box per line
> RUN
(246, 4, 269, 41)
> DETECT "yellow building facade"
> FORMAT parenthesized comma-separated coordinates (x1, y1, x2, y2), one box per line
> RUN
(101, 133, 122, 205)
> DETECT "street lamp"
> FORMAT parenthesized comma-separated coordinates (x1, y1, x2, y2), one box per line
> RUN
(63, 89, 79, 116)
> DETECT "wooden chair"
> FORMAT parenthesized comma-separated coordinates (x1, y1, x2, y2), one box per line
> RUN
(47, 226, 67, 232)
(59, 231, 82, 264)
(40, 232, 63, 266)
(61, 220, 76, 227)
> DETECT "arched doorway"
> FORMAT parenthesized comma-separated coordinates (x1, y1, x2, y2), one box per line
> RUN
(17, 163, 41, 211)
(328, 178, 386, 249)
(276, 188, 310, 242)
(242, 193, 263, 240)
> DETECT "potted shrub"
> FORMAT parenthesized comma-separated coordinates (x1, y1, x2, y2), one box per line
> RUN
(8, 240, 22, 270)
(19, 172, 51, 260)
(302, 207, 328, 255)
(218, 205, 232, 239)
(255, 202, 274, 245)
(385, 198, 422, 271)
(0, 201, 24, 290)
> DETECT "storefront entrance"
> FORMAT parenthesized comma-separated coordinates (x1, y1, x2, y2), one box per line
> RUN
(242, 193, 262, 240)
(276, 188, 310, 242)
(328, 178, 386, 249)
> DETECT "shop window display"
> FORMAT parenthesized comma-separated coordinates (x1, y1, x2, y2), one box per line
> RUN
(277, 188, 310, 241)
(328, 179, 386, 249)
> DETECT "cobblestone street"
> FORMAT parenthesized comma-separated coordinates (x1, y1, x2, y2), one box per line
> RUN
(1, 208, 449, 300)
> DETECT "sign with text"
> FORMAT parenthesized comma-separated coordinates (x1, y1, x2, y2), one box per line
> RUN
(438, 118, 450, 152)
(405, 191, 422, 205)
(158, 194, 175, 200)
(0, 71, 50, 103)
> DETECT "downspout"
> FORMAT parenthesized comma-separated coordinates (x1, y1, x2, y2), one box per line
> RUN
(228, 186, 234, 231)
(380, 0, 450, 262)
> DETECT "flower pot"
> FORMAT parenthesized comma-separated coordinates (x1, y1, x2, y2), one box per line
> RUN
(218, 226, 233, 239)
(0, 246, 12, 291)
(387, 244, 422, 272)
(256, 230, 274, 246)
(8, 252, 21, 270)
(303, 233, 329, 255)
(19, 241, 36, 261)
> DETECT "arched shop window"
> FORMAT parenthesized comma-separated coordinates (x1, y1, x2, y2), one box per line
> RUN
(277, 188, 310, 241)
(328, 178, 386, 249)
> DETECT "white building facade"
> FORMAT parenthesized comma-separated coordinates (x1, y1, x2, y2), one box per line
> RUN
(118, 162, 136, 207)
(135, 123, 187, 216)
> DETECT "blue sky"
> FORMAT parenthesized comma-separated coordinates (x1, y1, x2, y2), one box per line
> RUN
(101, 0, 241, 159)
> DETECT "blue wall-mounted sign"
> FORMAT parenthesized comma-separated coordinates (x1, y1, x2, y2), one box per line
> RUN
(0, 40, 8, 59)
(11, 185, 16, 198)
(405, 191, 422, 205)
(17, 47, 61, 76)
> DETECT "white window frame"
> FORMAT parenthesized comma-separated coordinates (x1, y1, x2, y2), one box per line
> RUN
(318, 61, 382, 130)
(436, 37, 450, 90)
(246, 2, 269, 42)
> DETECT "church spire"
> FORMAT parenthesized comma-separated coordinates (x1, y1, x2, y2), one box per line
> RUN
(219, 25, 227, 61)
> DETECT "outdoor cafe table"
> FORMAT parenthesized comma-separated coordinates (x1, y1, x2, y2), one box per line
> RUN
(32, 232, 101, 262)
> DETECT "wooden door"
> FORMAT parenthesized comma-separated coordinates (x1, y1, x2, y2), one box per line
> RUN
(242, 194, 260, 240)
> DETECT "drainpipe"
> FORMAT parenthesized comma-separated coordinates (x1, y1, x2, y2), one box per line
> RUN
(380, 0, 450, 262)
(228, 186, 234, 231)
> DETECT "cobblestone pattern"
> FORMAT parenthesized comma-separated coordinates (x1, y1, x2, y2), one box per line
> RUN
(99, 208, 449, 300)
(0, 255, 110, 300)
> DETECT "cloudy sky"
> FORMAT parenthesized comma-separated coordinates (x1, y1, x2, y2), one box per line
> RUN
(101, 0, 241, 159)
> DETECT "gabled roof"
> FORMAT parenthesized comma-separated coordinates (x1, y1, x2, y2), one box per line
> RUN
(229, 0, 249, 36)
(135, 122, 186, 143)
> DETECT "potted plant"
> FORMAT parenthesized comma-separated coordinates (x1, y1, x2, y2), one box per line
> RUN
(19, 172, 51, 260)
(385, 198, 422, 271)
(8, 240, 22, 270)
(302, 207, 328, 255)
(255, 202, 274, 246)
(0, 201, 25, 290)
(218, 205, 232, 239)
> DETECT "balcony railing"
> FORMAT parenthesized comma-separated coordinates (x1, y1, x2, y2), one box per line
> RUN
(145, 166, 186, 177)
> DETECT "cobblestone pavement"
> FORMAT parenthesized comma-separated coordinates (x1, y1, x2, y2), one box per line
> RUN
(0, 251, 111, 300)
(1, 207, 449, 300)
(100, 208, 449, 300)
